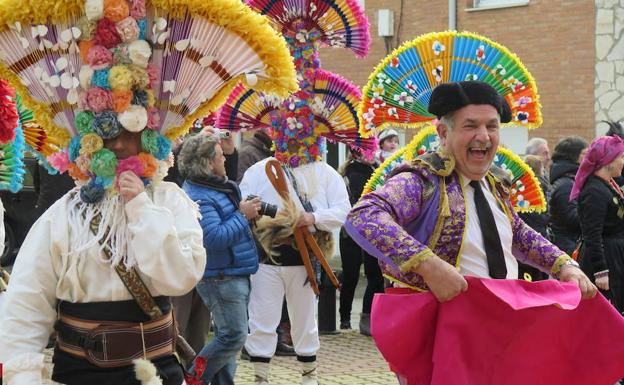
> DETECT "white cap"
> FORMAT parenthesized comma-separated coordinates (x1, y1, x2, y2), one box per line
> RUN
(378, 128, 399, 142)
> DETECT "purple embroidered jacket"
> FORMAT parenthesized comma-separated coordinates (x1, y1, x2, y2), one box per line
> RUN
(345, 152, 570, 290)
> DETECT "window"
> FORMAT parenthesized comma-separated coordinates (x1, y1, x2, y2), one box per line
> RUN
(471, 0, 529, 10)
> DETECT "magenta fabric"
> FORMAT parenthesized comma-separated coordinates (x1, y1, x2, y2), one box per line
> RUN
(371, 277, 624, 385)
(570, 135, 624, 200)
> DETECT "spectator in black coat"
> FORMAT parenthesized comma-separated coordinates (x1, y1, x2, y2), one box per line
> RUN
(605, 120, 624, 186)
(338, 149, 383, 335)
(518, 155, 550, 281)
(549, 136, 588, 254)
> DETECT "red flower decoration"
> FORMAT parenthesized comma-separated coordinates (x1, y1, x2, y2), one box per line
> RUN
(0, 80, 18, 144)
(95, 18, 122, 49)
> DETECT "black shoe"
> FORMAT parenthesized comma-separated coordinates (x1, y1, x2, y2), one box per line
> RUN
(340, 320, 351, 330)
(240, 346, 250, 361)
(274, 341, 296, 356)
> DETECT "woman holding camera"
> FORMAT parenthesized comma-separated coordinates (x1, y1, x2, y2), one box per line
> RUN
(179, 134, 261, 385)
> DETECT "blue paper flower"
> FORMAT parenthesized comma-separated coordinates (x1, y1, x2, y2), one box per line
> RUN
(92, 69, 111, 90)
(132, 89, 149, 108)
(93, 110, 122, 139)
(80, 180, 106, 203)
(154, 134, 172, 160)
(138, 19, 147, 40)
(69, 136, 81, 162)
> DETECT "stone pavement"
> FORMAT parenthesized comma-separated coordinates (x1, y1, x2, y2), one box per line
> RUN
(234, 330, 396, 385)
(234, 264, 398, 385)
(41, 269, 398, 384)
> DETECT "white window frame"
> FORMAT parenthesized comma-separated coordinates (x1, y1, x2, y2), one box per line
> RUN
(468, 0, 529, 12)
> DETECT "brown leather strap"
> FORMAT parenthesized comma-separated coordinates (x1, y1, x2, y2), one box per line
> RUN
(57, 311, 175, 368)
(88, 210, 162, 319)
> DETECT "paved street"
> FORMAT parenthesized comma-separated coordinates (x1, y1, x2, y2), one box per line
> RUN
(41, 269, 398, 384)
(234, 331, 396, 385)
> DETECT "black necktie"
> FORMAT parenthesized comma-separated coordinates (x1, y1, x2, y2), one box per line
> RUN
(469, 180, 507, 279)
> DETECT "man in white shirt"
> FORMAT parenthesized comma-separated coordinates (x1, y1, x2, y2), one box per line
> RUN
(0, 131, 206, 385)
(240, 155, 350, 385)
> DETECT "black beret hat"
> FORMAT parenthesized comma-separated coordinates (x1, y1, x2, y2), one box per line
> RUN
(427, 81, 512, 123)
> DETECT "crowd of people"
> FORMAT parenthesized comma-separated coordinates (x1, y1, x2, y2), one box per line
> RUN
(2, 0, 622, 383)
(4, 109, 624, 385)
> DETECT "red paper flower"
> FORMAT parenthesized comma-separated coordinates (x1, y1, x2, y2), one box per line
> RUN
(95, 18, 122, 49)
(0, 80, 18, 144)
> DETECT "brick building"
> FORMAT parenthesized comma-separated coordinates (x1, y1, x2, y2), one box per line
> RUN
(319, 0, 622, 154)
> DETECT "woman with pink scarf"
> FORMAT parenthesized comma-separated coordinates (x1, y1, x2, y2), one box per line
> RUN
(572, 135, 624, 314)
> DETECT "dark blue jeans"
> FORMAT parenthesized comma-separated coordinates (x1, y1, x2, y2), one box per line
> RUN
(194, 276, 250, 385)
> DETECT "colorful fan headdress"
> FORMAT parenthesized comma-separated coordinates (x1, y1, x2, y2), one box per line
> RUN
(0, 0, 297, 202)
(358, 31, 542, 137)
(364, 125, 546, 213)
(216, 0, 375, 167)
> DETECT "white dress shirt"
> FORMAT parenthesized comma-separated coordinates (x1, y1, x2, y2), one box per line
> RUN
(459, 174, 518, 279)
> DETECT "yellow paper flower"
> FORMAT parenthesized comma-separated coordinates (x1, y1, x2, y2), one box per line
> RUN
(129, 65, 149, 88)
(145, 89, 155, 107)
(109, 65, 133, 91)
(80, 133, 104, 155)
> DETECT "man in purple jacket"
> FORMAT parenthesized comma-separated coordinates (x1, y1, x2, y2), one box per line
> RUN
(345, 81, 596, 303)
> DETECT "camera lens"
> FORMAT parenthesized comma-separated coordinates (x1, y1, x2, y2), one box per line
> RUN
(259, 202, 278, 218)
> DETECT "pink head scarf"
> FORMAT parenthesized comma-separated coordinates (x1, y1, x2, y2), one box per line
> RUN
(570, 135, 624, 200)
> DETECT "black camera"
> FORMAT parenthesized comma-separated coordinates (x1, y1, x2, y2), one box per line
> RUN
(246, 195, 278, 218)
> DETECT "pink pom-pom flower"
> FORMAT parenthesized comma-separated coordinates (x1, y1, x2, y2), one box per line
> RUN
(87, 45, 114, 70)
(86, 87, 113, 113)
(116, 155, 144, 178)
(47, 151, 70, 173)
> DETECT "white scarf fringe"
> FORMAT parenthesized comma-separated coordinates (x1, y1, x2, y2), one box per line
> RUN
(66, 192, 136, 268)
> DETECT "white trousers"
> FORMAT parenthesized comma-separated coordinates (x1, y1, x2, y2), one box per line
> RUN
(245, 264, 320, 359)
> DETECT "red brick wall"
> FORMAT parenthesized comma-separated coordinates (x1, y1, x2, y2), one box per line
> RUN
(319, 0, 596, 146)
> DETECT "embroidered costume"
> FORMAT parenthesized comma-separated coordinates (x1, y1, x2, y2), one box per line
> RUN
(343, 30, 602, 385)
(346, 151, 569, 291)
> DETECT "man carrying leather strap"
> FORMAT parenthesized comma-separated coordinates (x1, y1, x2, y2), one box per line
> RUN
(0, 130, 206, 385)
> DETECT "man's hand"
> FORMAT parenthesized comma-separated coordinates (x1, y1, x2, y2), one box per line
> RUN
(200, 126, 236, 155)
(296, 212, 315, 228)
(416, 256, 468, 302)
(559, 265, 598, 300)
(240, 197, 261, 221)
(596, 275, 609, 291)
(119, 171, 145, 202)
(219, 132, 236, 155)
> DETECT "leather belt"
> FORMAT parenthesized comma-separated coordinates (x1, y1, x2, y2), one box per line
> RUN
(56, 310, 176, 368)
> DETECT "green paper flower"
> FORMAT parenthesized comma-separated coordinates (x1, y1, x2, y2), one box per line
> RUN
(141, 129, 158, 155)
(75, 111, 95, 135)
(90, 148, 118, 178)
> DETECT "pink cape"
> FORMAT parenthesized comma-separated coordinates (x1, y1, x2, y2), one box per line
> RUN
(371, 277, 624, 385)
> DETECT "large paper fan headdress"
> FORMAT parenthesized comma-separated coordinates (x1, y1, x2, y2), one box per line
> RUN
(217, 0, 374, 167)
(248, 0, 370, 58)
(359, 31, 542, 137)
(0, 0, 297, 202)
(364, 126, 546, 213)
(217, 69, 377, 165)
